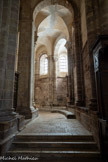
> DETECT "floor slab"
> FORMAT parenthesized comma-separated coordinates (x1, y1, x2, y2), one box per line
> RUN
(18, 111, 91, 135)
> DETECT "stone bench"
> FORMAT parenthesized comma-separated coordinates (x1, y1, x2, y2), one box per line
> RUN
(51, 109, 76, 119)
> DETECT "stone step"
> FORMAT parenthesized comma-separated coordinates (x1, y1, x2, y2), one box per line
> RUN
(15, 135, 94, 142)
(3, 157, 103, 162)
(11, 141, 98, 151)
(7, 150, 100, 158)
(9, 147, 97, 152)
(6, 134, 102, 161)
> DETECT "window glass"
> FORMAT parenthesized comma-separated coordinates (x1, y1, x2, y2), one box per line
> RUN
(40, 54, 48, 75)
(59, 55, 67, 72)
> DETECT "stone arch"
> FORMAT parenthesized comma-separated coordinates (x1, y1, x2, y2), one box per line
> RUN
(33, 0, 74, 23)
(35, 45, 48, 74)
(32, 0, 77, 45)
(54, 36, 67, 56)
(35, 37, 52, 56)
(37, 14, 69, 41)
(35, 45, 48, 59)
(32, 0, 81, 109)
(54, 38, 68, 77)
(54, 38, 67, 58)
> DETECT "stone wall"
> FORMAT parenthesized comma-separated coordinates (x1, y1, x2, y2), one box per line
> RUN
(74, 0, 108, 153)
(35, 77, 67, 108)
(55, 77, 67, 106)
(34, 49, 68, 109)
(75, 108, 100, 148)
(35, 78, 50, 107)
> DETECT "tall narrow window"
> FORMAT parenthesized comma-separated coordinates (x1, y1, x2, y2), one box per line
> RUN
(40, 54, 48, 75)
(59, 55, 67, 72)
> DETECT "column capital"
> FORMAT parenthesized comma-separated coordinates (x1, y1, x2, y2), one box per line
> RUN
(65, 41, 72, 49)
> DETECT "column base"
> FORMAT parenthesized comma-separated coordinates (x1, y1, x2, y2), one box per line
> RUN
(0, 108, 17, 121)
(99, 119, 108, 159)
(88, 98, 97, 111)
(16, 106, 38, 119)
(0, 117, 17, 155)
(0, 113, 25, 155)
(75, 100, 85, 107)
(16, 114, 25, 131)
(30, 107, 39, 120)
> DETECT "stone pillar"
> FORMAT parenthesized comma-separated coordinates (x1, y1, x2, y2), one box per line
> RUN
(29, 22, 38, 117)
(0, 0, 20, 154)
(85, 0, 100, 45)
(85, 0, 99, 110)
(74, 17, 85, 106)
(48, 55, 54, 108)
(34, 45, 40, 107)
(30, 22, 35, 109)
(99, 0, 108, 35)
(66, 41, 74, 105)
(17, 18, 32, 118)
(53, 56, 57, 106)
(17, 1, 38, 119)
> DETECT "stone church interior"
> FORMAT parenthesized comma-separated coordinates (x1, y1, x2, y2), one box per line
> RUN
(0, 0, 108, 161)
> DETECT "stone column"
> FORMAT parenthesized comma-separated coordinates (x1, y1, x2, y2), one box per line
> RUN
(66, 41, 74, 105)
(85, 0, 99, 110)
(48, 55, 54, 108)
(99, 0, 108, 35)
(34, 44, 40, 107)
(53, 55, 58, 106)
(16, 18, 32, 118)
(29, 22, 38, 117)
(16, 1, 38, 119)
(0, 0, 20, 154)
(74, 17, 85, 106)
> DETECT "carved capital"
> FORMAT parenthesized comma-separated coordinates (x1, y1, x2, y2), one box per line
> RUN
(65, 41, 72, 49)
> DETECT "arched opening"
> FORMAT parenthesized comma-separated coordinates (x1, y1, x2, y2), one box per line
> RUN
(59, 55, 67, 72)
(40, 54, 48, 75)
(33, 3, 73, 110)
(54, 38, 68, 76)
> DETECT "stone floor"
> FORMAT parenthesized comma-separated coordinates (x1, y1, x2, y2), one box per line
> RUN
(18, 111, 91, 135)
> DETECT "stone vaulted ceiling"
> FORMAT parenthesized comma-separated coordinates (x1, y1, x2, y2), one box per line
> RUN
(35, 4, 73, 54)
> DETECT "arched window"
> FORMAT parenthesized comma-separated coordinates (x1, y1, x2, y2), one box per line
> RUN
(59, 55, 67, 72)
(40, 54, 48, 75)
